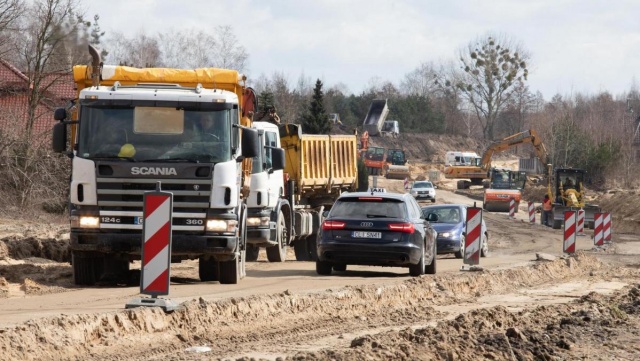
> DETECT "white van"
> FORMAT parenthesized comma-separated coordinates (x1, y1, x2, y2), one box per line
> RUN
(445, 151, 480, 166)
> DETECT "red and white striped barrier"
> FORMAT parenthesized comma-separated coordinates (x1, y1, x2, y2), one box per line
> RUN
(464, 207, 482, 266)
(404, 177, 410, 190)
(593, 213, 604, 246)
(141, 191, 173, 296)
(603, 212, 612, 242)
(576, 209, 585, 236)
(528, 201, 535, 223)
(509, 198, 516, 219)
(563, 211, 576, 254)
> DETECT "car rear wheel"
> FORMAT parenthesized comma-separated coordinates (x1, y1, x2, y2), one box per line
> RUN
(454, 235, 465, 259)
(409, 244, 425, 277)
(425, 242, 436, 275)
(316, 260, 332, 275)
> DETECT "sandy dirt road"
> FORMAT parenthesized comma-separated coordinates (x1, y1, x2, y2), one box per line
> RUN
(0, 178, 639, 360)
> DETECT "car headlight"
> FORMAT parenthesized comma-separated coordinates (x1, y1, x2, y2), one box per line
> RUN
(206, 219, 238, 232)
(410, 191, 417, 195)
(71, 215, 100, 229)
(440, 232, 452, 238)
(247, 216, 269, 227)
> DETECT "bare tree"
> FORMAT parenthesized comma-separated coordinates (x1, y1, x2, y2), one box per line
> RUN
(0, 0, 23, 58)
(211, 25, 248, 71)
(401, 62, 440, 97)
(107, 30, 160, 67)
(452, 33, 531, 140)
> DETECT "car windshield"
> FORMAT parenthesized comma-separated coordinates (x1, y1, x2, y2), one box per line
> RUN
(413, 182, 433, 189)
(77, 106, 233, 163)
(423, 206, 461, 224)
(330, 198, 406, 219)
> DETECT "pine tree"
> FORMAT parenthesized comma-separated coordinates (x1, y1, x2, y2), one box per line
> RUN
(257, 90, 275, 114)
(301, 79, 330, 134)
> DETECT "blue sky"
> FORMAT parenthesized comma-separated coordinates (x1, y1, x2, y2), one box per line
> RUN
(85, 0, 640, 100)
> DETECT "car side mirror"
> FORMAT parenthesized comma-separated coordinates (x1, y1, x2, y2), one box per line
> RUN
(426, 213, 438, 222)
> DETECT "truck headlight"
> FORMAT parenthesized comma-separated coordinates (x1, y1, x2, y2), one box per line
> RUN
(71, 215, 100, 228)
(247, 217, 270, 227)
(206, 219, 238, 232)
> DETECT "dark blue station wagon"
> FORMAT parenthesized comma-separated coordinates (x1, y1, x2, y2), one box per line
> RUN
(316, 190, 437, 276)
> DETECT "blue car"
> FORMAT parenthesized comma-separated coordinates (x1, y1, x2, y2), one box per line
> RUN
(421, 204, 489, 258)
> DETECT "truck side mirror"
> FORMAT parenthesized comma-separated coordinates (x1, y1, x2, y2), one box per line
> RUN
(241, 128, 260, 158)
(54, 108, 67, 121)
(271, 148, 285, 171)
(52, 122, 67, 153)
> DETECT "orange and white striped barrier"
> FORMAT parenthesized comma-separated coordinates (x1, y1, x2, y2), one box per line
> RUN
(603, 212, 612, 243)
(563, 211, 576, 254)
(508, 198, 516, 219)
(463, 207, 482, 267)
(576, 209, 585, 236)
(126, 185, 178, 312)
(593, 213, 604, 246)
(528, 201, 535, 223)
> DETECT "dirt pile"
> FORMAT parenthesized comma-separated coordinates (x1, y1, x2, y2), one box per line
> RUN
(0, 254, 611, 361)
(301, 285, 640, 361)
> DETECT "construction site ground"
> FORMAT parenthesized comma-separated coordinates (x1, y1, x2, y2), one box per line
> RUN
(2, 139, 640, 359)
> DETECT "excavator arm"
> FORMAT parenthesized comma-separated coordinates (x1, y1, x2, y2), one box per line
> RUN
(480, 129, 548, 171)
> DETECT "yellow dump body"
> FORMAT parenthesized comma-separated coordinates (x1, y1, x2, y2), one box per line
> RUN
(281, 124, 358, 200)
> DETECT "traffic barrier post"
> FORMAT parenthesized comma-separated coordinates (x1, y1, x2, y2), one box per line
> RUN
(508, 198, 516, 219)
(593, 213, 604, 246)
(126, 182, 178, 312)
(603, 212, 612, 243)
(576, 209, 585, 236)
(404, 177, 410, 191)
(461, 205, 482, 271)
(563, 211, 577, 254)
(528, 201, 535, 223)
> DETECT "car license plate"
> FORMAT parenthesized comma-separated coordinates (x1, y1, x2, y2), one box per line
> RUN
(352, 231, 382, 239)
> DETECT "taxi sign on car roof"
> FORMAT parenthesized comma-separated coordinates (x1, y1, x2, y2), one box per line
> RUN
(368, 187, 386, 193)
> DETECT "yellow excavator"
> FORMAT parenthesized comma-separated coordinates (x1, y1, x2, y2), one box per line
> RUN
(546, 164, 601, 229)
(444, 129, 547, 189)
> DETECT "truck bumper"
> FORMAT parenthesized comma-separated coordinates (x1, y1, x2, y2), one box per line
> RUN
(70, 230, 238, 259)
(246, 224, 277, 246)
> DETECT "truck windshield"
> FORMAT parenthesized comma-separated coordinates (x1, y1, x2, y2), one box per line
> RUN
(77, 106, 233, 163)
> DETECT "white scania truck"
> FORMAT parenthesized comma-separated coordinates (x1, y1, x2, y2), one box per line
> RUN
(52, 46, 260, 285)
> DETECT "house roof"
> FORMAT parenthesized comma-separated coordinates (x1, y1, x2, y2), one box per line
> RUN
(0, 59, 75, 100)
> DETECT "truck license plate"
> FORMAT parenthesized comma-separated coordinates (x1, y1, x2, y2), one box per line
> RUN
(352, 231, 382, 239)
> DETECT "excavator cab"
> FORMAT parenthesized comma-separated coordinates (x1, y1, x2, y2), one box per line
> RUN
(554, 168, 586, 207)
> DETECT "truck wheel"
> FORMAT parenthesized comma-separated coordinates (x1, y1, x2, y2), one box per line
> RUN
(316, 260, 332, 275)
(219, 257, 240, 284)
(409, 244, 426, 276)
(307, 235, 319, 261)
(552, 219, 562, 229)
(246, 244, 260, 262)
(266, 211, 287, 262)
(199, 257, 219, 282)
(72, 251, 99, 286)
(294, 238, 310, 261)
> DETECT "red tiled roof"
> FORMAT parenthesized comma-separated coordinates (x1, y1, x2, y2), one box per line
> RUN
(0, 60, 76, 145)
